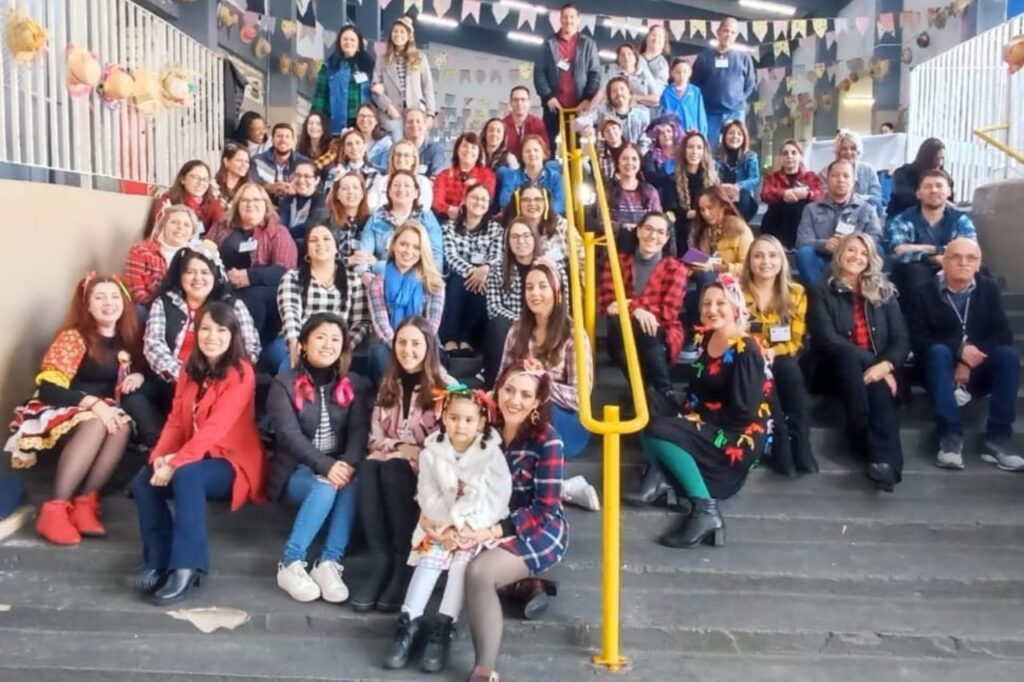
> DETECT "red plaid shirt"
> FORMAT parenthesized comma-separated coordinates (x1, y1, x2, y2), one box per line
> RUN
(431, 167, 497, 217)
(760, 166, 824, 204)
(598, 254, 688, 361)
(852, 293, 871, 350)
(123, 239, 167, 305)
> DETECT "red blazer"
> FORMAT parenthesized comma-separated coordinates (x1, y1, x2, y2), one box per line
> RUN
(760, 166, 824, 204)
(432, 166, 496, 217)
(503, 113, 550, 160)
(150, 361, 266, 510)
(599, 254, 688, 362)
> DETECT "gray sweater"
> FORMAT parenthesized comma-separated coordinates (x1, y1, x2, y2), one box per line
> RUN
(796, 196, 882, 252)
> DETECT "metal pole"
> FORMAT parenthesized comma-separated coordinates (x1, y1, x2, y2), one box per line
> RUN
(593, 404, 627, 672)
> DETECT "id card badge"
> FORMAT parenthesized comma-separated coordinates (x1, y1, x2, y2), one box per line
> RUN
(353, 71, 369, 84)
(769, 325, 792, 343)
(557, 59, 571, 71)
(470, 252, 487, 266)
(835, 221, 855, 236)
(417, 164, 428, 175)
(715, 57, 729, 69)
(239, 238, 259, 253)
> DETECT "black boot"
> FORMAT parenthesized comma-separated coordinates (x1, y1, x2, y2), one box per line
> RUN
(420, 614, 455, 673)
(866, 462, 897, 493)
(152, 568, 201, 606)
(659, 498, 725, 548)
(128, 567, 165, 594)
(498, 578, 558, 620)
(623, 464, 673, 507)
(350, 552, 392, 613)
(376, 554, 413, 613)
(792, 423, 819, 474)
(383, 612, 422, 669)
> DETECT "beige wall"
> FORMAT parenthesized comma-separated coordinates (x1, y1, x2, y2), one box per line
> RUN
(0, 180, 151, 417)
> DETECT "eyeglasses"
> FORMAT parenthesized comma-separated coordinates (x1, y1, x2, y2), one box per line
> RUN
(185, 174, 210, 183)
(238, 198, 264, 205)
(520, 197, 544, 204)
(638, 224, 669, 236)
(510, 233, 534, 242)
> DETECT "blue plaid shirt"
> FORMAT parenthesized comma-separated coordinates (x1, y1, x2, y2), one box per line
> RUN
(886, 205, 977, 263)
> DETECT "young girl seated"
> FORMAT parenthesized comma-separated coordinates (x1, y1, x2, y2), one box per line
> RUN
(383, 386, 512, 674)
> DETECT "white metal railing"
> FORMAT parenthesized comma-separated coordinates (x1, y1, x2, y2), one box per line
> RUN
(908, 15, 1024, 201)
(0, 0, 224, 189)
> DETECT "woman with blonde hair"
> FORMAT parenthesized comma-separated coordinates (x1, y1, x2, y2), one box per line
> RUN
(367, 220, 445, 381)
(741, 235, 817, 476)
(124, 205, 202, 308)
(807, 233, 907, 491)
(371, 16, 436, 140)
(367, 139, 434, 211)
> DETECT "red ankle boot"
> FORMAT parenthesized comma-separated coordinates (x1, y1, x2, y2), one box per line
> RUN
(36, 500, 81, 545)
(70, 491, 106, 537)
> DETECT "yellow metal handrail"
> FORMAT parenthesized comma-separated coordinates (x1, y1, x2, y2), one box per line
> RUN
(973, 123, 1024, 165)
(556, 109, 649, 672)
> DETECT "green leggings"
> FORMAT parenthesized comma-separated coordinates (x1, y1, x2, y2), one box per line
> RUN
(640, 435, 711, 500)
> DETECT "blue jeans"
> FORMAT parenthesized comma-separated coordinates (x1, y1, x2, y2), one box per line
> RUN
(552, 404, 590, 458)
(707, 109, 746, 151)
(923, 344, 1020, 441)
(281, 465, 359, 564)
(796, 245, 830, 285)
(440, 272, 487, 348)
(131, 458, 234, 573)
(261, 336, 290, 375)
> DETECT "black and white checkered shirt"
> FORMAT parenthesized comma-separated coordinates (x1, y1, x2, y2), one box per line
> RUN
(276, 267, 371, 349)
(442, 219, 504, 278)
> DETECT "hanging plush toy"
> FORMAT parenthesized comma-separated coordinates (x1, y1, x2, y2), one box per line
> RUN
(254, 36, 271, 59)
(100, 64, 135, 105)
(217, 4, 239, 29)
(160, 67, 192, 108)
(66, 44, 101, 97)
(132, 68, 163, 117)
(1004, 35, 1024, 74)
(4, 6, 48, 64)
(239, 22, 258, 45)
(292, 60, 309, 80)
(278, 54, 293, 75)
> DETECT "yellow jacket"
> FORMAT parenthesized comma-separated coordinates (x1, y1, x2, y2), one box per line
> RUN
(695, 216, 754, 277)
(742, 283, 808, 357)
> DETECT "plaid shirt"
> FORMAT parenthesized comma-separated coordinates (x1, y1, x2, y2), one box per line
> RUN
(501, 423, 568, 575)
(442, 219, 504, 278)
(499, 324, 592, 412)
(852, 294, 871, 350)
(367, 273, 445, 345)
(144, 291, 261, 381)
(206, 220, 299, 272)
(276, 267, 370, 348)
(486, 256, 569, 322)
(760, 166, 823, 204)
(743, 284, 808, 357)
(124, 240, 168, 306)
(596, 104, 651, 154)
(886, 205, 977, 263)
(598, 254, 687, 362)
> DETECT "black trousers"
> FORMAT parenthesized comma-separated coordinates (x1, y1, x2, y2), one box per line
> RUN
(121, 378, 175, 448)
(766, 355, 816, 475)
(357, 458, 419, 556)
(892, 261, 938, 311)
(607, 316, 673, 395)
(818, 345, 903, 476)
(483, 315, 514, 388)
(235, 284, 281, 345)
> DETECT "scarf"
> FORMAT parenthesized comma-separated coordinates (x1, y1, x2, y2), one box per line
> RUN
(384, 261, 424, 329)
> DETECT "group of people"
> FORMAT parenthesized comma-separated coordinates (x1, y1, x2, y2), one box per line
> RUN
(5, 6, 1022, 682)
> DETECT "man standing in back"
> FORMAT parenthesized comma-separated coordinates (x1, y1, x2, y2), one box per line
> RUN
(691, 17, 756, 149)
(504, 86, 550, 161)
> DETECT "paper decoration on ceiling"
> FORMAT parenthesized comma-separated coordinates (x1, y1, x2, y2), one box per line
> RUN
(491, 2, 510, 24)
(1004, 35, 1024, 74)
(819, 93, 834, 111)
(4, 5, 48, 63)
(66, 45, 102, 98)
(870, 58, 891, 79)
(295, 0, 315, 27)
(280, 20, 297, 39)
(434, 0, 453, 17)
(160, 67, 193, 107)
(292, 59, 309, 80)
(240, 21, 258, 44)
(433, 51, 447, 68)
(100, 64, 135, 105)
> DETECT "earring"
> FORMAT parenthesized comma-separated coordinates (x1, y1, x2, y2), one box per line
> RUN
(304, 255, 311, 263)
(530, 409, 539, 425)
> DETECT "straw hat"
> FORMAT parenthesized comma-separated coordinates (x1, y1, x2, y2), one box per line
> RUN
(4, 7, 47, 63)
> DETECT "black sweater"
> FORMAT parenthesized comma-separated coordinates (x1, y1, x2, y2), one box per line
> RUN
(905, 276, 1012, 358)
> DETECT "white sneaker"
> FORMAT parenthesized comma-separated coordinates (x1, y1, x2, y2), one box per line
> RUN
(980, 440, 1024, 472)
(935, 436, 964, 470)
(562, 475, 600, 512)
(310, 560, 349, 603)
(277, 561, 321, 602)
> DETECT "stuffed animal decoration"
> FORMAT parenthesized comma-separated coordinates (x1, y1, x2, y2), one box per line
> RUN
(278, 54, 293, 75)
(217, 4, 239, 29)
(1004, 35, 1024, 74)
(66, 45, 101, 97)
(292, 60, 309, 80)
(160, 67, 192, 107)
(4, 6, 47, 63)
(100, 64, 135, 104)
(132, 68, 163, 117)
(254, 37, 271, 59)
(240, 22, 258, 45)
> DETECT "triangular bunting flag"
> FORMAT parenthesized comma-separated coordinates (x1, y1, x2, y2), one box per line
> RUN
(790, 20, 805, 39)
(280, 19, 297, 39)
(773, 20, 787, 40)
(826, 64, 837, 82)
(751, 20, 768, 42)
(379, 0, 394, 9)
(516, 8, 536, 31)
(737, 21, 748, 41)
(814, 63, 826, 78)
(756, 68, 768, 84)
(579, 13, 596, 35)
(547, 9, 560, 34)
(773, 40, 790, 58)
(491, 2, 509, 23)
(855, 16, 870, 35)
(668, 20, 686, 41)
(785, 76, 794, 90)
(462, 0, 481, 23)
(433, 0, 451, 17)
(812, 18, 828, 38)
(263, 16, 277, 32)
(825, 31, 836, 50)
(323, 29, 336, 47)
(691, 20, 706, 39)
(834, 17, 847, 34)
(710, 20, 721, 36)
(403, 0, 423, 13)
(877, 12, 895, 39)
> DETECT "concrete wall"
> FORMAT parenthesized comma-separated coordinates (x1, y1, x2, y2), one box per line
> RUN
(0, 180, 151, 417)
(973, 178, 1024, 291)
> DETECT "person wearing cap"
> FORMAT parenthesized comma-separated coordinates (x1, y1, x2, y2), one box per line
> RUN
(371, 16, 437, 141)
(691, 18, 755, 150)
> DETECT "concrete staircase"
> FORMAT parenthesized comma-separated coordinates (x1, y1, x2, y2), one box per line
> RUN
(2, 298, 1024, 681)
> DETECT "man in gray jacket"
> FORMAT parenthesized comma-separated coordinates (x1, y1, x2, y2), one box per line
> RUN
(534, 3, 602, 148)
(796, 159, 882, 284)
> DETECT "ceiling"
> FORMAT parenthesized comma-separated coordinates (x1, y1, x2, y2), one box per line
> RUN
(653, 0, 853, 20)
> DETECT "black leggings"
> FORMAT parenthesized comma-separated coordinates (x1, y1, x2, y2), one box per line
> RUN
(357, 458, 419, 556)
(766, 354, 816, 474)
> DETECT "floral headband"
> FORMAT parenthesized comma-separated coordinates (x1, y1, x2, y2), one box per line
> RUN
(714, 273, 750, 327)
(433, 383, 497, 421)
(184, 238, 228, 280)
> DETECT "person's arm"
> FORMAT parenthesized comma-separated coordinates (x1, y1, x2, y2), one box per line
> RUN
(805, 170, 825, 201)
(957, 212, 978, 241)
(311, 63, 331, 119)
(486, 261, 516, 321)
(695, 85, 708, 138)
(533, 40, 556, 102)
(497, 169, 520, 209)
(776, 287, 808, 357)
(340, 375, 372, 469)
(371, 60, 394, 111)
(431, 172, 452, 216)
(276, 270, 304, 344)
(760, 171, 784, 204)
(547, 167, 566, 215)
(739, 152, 761, 195)
(861, 205, 884, 244)
(876, 299, 910, 369)
(420, 59, 437, 117)
(442, 224, 474, 277)
(974, 283, 1014, 354)
(424, 288, 445, 335)
(367, 275, 395, 345)
(722, 340, 766, 425)
(508, 433, 565, 537)
(582, 38, 602, 101)
(598, 260, 616, 315)
(345, 271, 371, 349)
(806, 283, 871, 363)
(796, 204, 828, 252)
(725, 228, 754, 276)
(355, 219, 378, 275)
(423, 211, 445, 271)
(655, 260, 687, 328)
(170, 364, 256, 467)
(862, 164, 884, 212)
(150, 373, 189, 462)
(267, 377, 337, 475)
(742, 53, 757, 100)
(143, 298, 181, 382)
(233, 299, 262, 363)
(886, 214, 922, 263)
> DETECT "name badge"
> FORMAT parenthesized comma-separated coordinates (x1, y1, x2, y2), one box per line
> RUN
(470, 252, 487, 266)
(353, 71, 369, 84)
(239, 238, 258, 253)
(835, 221, 855, 236)
(715, 57, 729, 69)
(417, 164, 428, 175)
(557, 59, 571, 71)
(769, 325, 792, 343)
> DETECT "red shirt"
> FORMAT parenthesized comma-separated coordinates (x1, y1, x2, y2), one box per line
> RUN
(851, 294, 871, 350)
(556, 33, 580, 107)
(176, 307, 199, 365)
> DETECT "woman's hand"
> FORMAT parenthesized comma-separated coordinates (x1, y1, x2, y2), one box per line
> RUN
(446, 205, 460, 221)
(121, 372, 145, 395)
(326, 461, 353, 488)
(440, 527, 460, 552)
(371, 83, 384, 96)
(150, 458, 176, 487)
(465, 265, 489, 294)
(455, 527, 493, 550)
(632, 308, 660, 337)
(386, 105, 400, 120)
(396, 443, 420, 465)
(91, 402, 130, 434)
(863, 361, 893, 385)
(227, 268, 250, 289)
(722, 184, 740, 201)
(782, 189, 799, 204)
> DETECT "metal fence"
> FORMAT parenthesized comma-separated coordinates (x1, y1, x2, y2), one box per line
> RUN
(908, 15, 1024, 201)
(0, 0, 224, 189)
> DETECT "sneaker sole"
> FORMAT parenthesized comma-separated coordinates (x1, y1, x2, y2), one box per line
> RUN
(980, 454, 1024, 472)
(934, 457, 965, 470)
(277, 582, 321, 603)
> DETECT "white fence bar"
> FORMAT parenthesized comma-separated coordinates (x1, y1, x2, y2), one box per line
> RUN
(908, 15, 1024, 201)
(0, 0, 224, 189)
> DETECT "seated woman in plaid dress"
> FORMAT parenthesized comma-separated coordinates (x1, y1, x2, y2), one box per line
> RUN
(383, 386, 511, 674)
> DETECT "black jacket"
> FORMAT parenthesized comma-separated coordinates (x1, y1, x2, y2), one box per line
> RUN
(905, 276, 1012, 358)
(534, 32, 601, 104)
(808, 278, 910, 368)
(266, 368, 372, 502)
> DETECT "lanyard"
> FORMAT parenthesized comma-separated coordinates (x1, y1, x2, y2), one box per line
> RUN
(944, 290, 971, 341)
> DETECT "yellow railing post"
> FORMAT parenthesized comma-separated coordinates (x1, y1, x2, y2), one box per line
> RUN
(592, 403, 627, 671)
(973, 123, 1024, 164)
(583, 231, 597, 348)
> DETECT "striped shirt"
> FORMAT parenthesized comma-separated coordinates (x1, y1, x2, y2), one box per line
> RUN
(312, 386, 338, 454)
